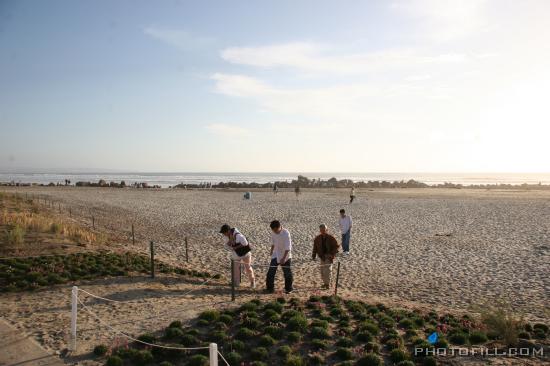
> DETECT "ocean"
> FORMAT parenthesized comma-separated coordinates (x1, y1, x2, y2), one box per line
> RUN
(1, 172, 550, 188)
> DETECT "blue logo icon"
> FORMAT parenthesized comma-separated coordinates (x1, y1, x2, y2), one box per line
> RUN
(427, 332, 438, 345)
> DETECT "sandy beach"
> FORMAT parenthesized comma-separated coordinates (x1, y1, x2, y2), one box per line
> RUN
(1, 187, 549, 363)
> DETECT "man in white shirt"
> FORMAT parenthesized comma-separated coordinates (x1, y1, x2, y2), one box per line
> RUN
(265, 220, 293, 294)
(339, 209, 352, 255)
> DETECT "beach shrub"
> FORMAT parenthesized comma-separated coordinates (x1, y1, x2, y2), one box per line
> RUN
(364, 342, 380, 353)
(469, 331, 488, 344)
(396, 361, 415, 366)
(336, 337, 354, 348)
(105, 356, 123, 366)
(311, 319, 329, 329)
(533, 328, 547, 339)
(356, 354, 382, 366)
(533, 323, 548, 333)
(311, 339, 329, 350)
(169, 320, 182, 328)
(422, 357, 437, 366)
(265, 325, 284, 339)
(227, 340, 245, 352)
(199, 310, 219, 322)
(449, 332, 467, 345)
(398, 318, 415, 329)
(480, 304, 522, 345)
(164, 326, 183, 339)
(356, 331, 373, 342)
(310, 326, 329, 339)
(308, 353, 325, 365)
(434, 338, 448, 349)
(250, 347, 268, 361)
(159, 362, 174, 366)
(235, 327, 255, 340)
(277, 345, 292, 357)
(287, 315, 308, 332)
(518, 331, 531, 339)
(259, 335, 276, 347)
(187, 354, 209, 366)
(264, 301, 284, 313)
(385, 338, 401, 351)
(242, 317, 262, 329)
(5, 224, 25, 245)
(390, 349, 408, 363)
(284, 355, 304, 366)
(137, 333, 156, 344)
(93, 344, 108, 356)
(240, 302, 258, 312)
(287, 331, 302, 344)
(181, 334, 198, 347)
(218, 314, 233, 325)
(50, 222, 62, 234)
(335, 347, 354, 360)
(226, 352, 242, 365)
(132, 350, 153, 366)
(276, 297, 286, 304)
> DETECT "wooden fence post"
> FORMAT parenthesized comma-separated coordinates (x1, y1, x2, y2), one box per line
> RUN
(231, 259, 235, 301)
(131, 223, 135, 245)
(334, 261, 341, 297)
(150, 241, 155, 279)
(185, 237, 189, 262)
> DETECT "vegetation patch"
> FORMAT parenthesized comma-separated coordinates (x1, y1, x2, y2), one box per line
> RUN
(91, 297, 548, 366)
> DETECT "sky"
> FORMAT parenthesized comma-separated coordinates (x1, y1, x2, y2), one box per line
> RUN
(1, 0, 549, 173)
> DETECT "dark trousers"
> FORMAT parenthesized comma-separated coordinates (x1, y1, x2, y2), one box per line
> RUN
(266, 258, 293, 292)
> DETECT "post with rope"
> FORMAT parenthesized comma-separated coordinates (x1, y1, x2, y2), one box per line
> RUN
(150, 241, 155, 279)
(230, 259, 235, 301)
(70, 286, 78, 351)
(334, 261, 341, 296)
(209, 343, 218, 366)
(92, 215, 95, 229)
(131, 223, 135, 245)
(185, 237, 189, 262)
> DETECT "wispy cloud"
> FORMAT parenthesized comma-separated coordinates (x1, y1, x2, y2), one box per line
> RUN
(221, 42, 468, 75)
(205, 123, 253, 138)
(144, 27, 214, 50)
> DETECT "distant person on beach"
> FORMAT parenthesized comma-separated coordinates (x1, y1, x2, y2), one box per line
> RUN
(273, 183, 278, 194)
(266, 220, 293, 294)
(339, 209, 352, 255)
(312, 224, 340, 289)
(294, 186, 301, 198)
(220, 224, 256, 289)
(350, 187, 356, 203)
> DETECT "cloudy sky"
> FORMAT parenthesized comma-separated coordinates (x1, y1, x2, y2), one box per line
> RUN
(1, 0, 549, 172)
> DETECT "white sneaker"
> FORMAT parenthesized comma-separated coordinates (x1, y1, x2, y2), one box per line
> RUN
(251, 281, 256, 289)
(344, 251, 350, 256)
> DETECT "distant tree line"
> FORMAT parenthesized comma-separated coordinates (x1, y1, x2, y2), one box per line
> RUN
(2, 175, 549, 190)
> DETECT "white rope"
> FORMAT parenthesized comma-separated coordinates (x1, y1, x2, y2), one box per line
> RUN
(77, 297, 209, 351)
(77, 271, 222, 304)
(217, 350, 230, 366)
(249, 261, 338, 269)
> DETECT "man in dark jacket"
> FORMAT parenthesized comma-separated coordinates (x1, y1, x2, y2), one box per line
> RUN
(312, 224, 340, 289)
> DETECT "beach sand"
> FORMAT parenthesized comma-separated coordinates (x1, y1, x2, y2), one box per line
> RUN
(1, 187, 549, 363)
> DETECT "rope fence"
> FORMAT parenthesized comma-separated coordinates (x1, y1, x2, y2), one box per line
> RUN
(72, 286, 229, 366)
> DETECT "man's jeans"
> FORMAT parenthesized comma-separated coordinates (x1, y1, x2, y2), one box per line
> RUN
(342, 231, 351, 252)
(266, 258, 293, 292)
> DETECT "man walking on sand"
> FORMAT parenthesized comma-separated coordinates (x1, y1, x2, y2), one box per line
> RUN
(265, 220, 293, 294)
(220, 224, 256, 288)
(312, 224, 340, 289)
(339, 209, 352, 255)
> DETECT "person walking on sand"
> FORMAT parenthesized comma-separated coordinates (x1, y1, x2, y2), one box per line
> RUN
(294, 186, 301, 198)
(339, 209, 352, 255)
(273, 183, 278, 194)
(312, 224, 340, 289)
(349, 187, 356, 204)
(220, 224, 256, 288)
(265, 220, 293, 294)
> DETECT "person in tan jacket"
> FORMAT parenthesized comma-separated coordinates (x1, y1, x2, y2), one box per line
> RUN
(312, 224, 340, 289)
